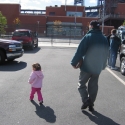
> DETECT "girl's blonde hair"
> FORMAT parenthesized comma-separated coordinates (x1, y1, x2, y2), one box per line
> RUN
(32, 63, 41, 71)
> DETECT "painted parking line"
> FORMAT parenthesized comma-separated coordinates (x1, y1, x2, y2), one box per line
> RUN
(106, 68, 125, 86)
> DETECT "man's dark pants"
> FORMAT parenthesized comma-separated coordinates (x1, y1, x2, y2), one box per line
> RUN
(78, 70, 99, 104)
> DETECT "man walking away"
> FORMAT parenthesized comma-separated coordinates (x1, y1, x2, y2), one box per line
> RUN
(71, 20, 109, 112)
(108, 29, 121, 70)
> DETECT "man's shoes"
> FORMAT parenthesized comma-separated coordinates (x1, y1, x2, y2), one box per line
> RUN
(81, 100, 90, 110)
(89, 106, 94, 112)
(111, 67, 118, 70)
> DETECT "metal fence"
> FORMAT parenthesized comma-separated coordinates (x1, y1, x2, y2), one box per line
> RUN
(1, 23, 86, 40)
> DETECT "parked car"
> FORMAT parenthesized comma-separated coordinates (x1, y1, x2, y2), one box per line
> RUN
(0, 38, 24, 64)
(12, 29, 38, 50)
(117, 26, 125, 75)
(119, 40, 125, 75)
(117, 27, 125, 43)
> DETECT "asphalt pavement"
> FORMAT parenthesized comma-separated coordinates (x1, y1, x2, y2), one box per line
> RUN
(0, 40, 125, 125)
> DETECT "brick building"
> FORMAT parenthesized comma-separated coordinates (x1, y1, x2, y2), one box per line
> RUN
(0, 3, 124, 37)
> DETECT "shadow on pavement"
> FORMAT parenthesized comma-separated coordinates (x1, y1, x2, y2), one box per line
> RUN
(82, 110, 120, 125)
(0, 61, 27, 71)
(31, 100, 56, 123)
(24, 47, 41, 54)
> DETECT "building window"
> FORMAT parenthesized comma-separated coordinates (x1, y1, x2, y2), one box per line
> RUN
(49, 12, 55, 15)
(66, 11, 83, 17)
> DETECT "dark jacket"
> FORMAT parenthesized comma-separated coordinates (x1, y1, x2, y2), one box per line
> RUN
(71, 29, 109, 74)
(107, 34, 111, 46)
(110, 35, 121, 51)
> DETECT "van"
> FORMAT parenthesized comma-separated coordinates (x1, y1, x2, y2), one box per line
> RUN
(12, 29, 38, 50)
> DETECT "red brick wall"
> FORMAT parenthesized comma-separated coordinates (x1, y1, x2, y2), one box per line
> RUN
(19, 15, 46, 25)
(115, 3, 125, 15)
(46, 5, 85, 17)
(100, 26, 114, 36)
(0, 4, 20, 24)
(46, 6, 65, 16)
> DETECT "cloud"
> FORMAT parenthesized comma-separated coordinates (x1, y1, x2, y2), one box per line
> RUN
(89, 0, 96, 3)
(0, 0, 97, 9)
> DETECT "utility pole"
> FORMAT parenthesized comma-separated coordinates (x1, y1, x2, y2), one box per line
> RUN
(65, 0, 67, 11)
(102, 0, 105, 33)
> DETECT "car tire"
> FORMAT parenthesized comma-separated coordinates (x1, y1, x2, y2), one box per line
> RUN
(0, 50, 5, 64)
(8, 59, 14, 61)
(120, 57, 125, 75)
(30, 42, 34, 50)
(35, 40, 38, 48)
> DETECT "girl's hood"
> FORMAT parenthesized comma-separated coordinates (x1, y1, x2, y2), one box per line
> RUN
(34, 71, 43, 78)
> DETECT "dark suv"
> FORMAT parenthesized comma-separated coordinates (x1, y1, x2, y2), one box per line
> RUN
(12, 29, 38, 50)
(117, 27, 125, 75)
(119, 40, 125, 75)
(0, 38, 24, 64)
(116, 26, 125, 75)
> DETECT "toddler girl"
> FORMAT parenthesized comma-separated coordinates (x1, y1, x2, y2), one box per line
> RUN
(28, 63, 44, 105)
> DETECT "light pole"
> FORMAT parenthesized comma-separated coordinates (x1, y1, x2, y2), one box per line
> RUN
(74, 4, 77, 39)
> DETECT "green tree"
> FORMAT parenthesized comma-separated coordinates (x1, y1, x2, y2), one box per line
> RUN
(0, 11, 7, 37)
(13, 17, 21, 29)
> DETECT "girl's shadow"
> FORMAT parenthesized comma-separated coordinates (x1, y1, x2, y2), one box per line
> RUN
(31, 100, 56, 123)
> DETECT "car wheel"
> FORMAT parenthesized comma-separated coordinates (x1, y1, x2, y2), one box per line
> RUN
(8, 59, 14, 61)
(120, 57, 125, 75)
(0, 50, 5, 64)
(30, 42, 34, 50)
(35, 40, 38, 48)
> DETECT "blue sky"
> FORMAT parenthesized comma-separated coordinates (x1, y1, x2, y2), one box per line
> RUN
(0, 0, 97, 10)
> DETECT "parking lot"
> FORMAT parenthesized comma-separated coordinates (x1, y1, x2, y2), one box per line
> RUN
(0, 38, 125, 125)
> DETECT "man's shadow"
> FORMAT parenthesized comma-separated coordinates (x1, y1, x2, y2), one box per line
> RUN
(82, 110, 120, 125)
(31, 100, 56, 123)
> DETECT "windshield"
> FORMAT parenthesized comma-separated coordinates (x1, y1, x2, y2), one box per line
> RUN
(13, 31, 30, 37)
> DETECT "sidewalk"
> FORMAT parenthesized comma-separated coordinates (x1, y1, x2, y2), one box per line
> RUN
(38, 41, 79, 48)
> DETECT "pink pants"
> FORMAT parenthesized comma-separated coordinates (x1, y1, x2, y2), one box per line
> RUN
(30, 87, 43, 101)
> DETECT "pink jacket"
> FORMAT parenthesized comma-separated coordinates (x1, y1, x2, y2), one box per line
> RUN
(28, 71, 44, 88)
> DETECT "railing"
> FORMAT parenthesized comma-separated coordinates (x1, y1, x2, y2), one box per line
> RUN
(98, 14, 125, 22)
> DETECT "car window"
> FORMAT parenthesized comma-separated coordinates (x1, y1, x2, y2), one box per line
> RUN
(13, 31, 30, 37)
